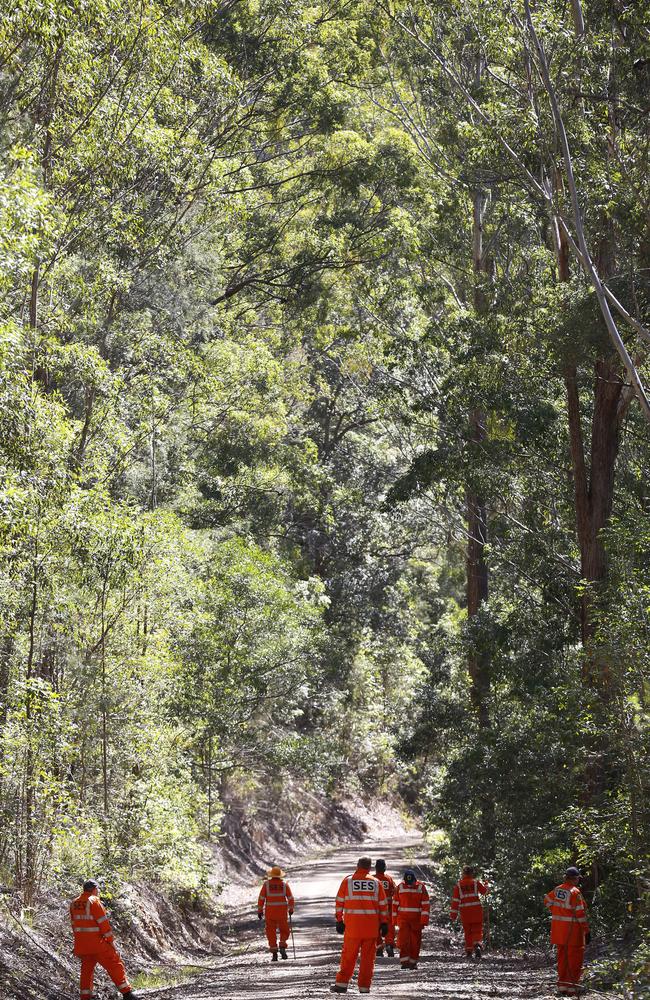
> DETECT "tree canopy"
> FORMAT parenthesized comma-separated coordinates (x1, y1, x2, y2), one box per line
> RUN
(0, 0, 649, 990)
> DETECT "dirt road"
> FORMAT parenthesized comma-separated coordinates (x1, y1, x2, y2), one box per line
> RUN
(149, 836, 557, 1000)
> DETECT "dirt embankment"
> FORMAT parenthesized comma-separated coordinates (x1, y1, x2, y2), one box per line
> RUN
(0, 792, 412, 1000)
(211, 784, 414, 908)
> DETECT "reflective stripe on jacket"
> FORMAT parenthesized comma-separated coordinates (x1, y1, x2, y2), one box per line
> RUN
(375, 873, 397, 900)
(375, 873, 397, 915)
(335, 869, 388, 938)
(258, 878, 294, 917)
(393, 880, 430, 925)
(70, 893, 114, 956)
(544, 882, 589, 945)
(450, 878, 487, 924)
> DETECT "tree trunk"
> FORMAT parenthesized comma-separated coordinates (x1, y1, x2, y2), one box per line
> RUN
(553, 81, 624, 685)
(0, 636, 11, 725)
(466, 187, 491, 729)
(465, 178, 494, 850)
(570, 0, 585, 36)
(566, 359, 625, 690)
(74, 386, 96, 470)
(207, 734, 213, 839)
(466, 414, 489, 727)
(100, 575, 110, 825)
(23, 536, 39, 904)
(30, 46, 62, 390)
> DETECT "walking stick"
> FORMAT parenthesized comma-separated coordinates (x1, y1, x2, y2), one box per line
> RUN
(289, 913, 296, 959)
(485, 896, 491, 951)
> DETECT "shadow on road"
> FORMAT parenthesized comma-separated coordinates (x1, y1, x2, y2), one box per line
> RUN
(147, 837, 556, 1000)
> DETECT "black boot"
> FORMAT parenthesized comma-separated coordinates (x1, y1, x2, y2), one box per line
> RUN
(122, 993, 141, 1000)
(271, 950, 279, 962)
(386, 944, 394, 957)
(280, 946, 288, 959)
(376, 946, 384, 958)
(474, 943, 482, 960)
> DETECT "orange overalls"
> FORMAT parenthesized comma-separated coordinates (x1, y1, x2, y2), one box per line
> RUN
(258, 876, 295, 952)
(335, 869, 388, 992)
(544, 882, 589, 995)
(393, 879, 430, 968)
(450, 877, 487, 954)
(375, 872, 397, 948)
(70, 891, 132, 999)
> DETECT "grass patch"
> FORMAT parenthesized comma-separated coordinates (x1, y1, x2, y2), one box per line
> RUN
(131, 965, 205, 988)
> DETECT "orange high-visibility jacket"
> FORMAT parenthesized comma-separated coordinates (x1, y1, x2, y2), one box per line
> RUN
(335, 869, 388, 937)
(393, 879, 430, 925)
(258, 877, 295, 917)
(544, 881, 589, 945)
(375, 872, 397, 904)
(450, 878, 487, 924)
(70, 892, 115, 956)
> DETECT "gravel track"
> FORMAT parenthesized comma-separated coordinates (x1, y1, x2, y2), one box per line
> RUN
(147, 837, 559, 1000)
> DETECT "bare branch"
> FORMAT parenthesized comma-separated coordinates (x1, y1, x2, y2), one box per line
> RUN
(523, 0, 650, 423)
(387, 5, 650, 370)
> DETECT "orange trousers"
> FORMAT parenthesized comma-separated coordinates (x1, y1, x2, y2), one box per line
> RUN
(397, 920, 423, 965)
(461, 918, 483, 951)
(556, 943, 585, 994)
(265, 914, 290, 950)
(78, 941, 131, 997)
(336, 935, 376, 989)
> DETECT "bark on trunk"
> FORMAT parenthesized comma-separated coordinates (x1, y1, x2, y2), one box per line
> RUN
(29, 47, 62, 391)
(74, 385, 96, 470)
(566, 359, 626, 687)
(554, 104, 623, 688)
(466, 186, 491, 732)
(466, 412, 489, 729)
(465, 175, 494, 851)
(570, 0, 585, 36)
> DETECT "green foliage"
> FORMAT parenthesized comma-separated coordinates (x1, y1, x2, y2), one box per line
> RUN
(174, 537, 327, 772)
(0, 0, 434, 906)
(0, 3, 649, 990)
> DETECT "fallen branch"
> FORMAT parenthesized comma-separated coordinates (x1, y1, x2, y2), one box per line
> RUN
(0, 896, 75, 979)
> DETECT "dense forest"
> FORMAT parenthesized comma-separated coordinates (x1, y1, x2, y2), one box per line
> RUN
(0, 0, 649, 991)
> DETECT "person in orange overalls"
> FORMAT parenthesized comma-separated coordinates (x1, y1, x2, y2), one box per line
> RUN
(331, 856, 388, 994)
(450, 866, 488, 959)
(258, 865, 295, 961)
(70, 879, 140, 1000)
(393, 869, 430, 970)
(544, 866, 590, 996)
(374, 859, 397, 958)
